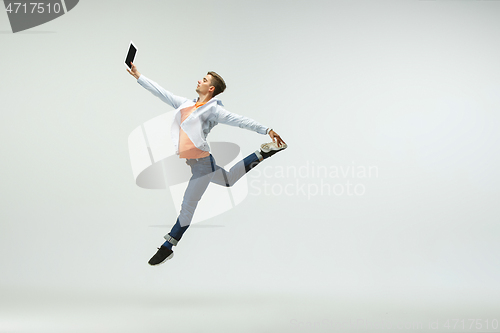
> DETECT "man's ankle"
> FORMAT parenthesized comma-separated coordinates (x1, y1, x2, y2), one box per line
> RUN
(255, 150, 264, 161)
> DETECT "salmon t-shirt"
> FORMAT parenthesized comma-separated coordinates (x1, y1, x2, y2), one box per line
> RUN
(178, 101, 210, 159)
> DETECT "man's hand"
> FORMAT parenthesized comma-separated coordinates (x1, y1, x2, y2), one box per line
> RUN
(126, 62, 141, 79)
(269, 129, 286, 147)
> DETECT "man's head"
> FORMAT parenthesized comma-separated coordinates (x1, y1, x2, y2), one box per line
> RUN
(207, 71, 226, 97)
(196, 71, 226, 98)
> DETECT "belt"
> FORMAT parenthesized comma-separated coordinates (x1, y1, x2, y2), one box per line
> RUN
(185, 154, 212, 165)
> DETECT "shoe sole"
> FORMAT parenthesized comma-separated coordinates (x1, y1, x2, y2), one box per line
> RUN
(148, 252, 174, 266)
(261, 143, 287, 153)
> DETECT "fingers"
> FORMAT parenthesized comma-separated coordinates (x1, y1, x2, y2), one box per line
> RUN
(276, 136, 284, 147)
(270, 130, 285, 146)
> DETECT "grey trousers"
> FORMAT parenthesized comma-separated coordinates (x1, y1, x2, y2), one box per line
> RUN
(166, 152, 261, 243)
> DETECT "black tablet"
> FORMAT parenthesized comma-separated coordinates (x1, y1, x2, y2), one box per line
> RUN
(125, 41, 137, 69)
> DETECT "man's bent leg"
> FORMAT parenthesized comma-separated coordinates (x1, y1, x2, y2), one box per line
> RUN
(210, 142, 287, 188)
(210, 152, 262, 187)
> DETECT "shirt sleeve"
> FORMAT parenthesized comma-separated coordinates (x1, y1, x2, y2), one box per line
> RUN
(215, 107, 268, 135)
(137, 75, 190, 109)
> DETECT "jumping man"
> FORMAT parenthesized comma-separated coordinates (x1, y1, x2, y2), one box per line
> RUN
(127, 63, 287, 265)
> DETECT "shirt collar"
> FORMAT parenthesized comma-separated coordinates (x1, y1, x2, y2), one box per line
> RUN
(193, 97, 224, 107)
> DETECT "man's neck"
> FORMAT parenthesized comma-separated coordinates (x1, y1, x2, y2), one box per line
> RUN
(197, 93, 213, 104)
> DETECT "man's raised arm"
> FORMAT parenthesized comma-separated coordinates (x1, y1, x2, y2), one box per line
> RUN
(127, 62, 189, 109)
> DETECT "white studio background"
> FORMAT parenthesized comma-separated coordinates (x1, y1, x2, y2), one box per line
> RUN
(1, 1, 500, 332)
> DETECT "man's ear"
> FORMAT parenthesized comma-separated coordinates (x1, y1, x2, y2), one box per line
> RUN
(208, 86, 215, 93)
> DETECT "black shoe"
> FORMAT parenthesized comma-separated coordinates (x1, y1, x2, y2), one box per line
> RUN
(148, 246, 174, 266)
(260, 142, 288, 159)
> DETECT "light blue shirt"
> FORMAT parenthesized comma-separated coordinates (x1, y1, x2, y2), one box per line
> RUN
(137, 75, 269, 155)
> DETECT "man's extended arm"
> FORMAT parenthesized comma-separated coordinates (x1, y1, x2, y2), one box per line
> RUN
(127, 62, 189, 109)
(216, 107, 286, 147)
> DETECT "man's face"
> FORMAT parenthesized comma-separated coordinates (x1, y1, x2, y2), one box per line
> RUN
(196, 75, 214, 96)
